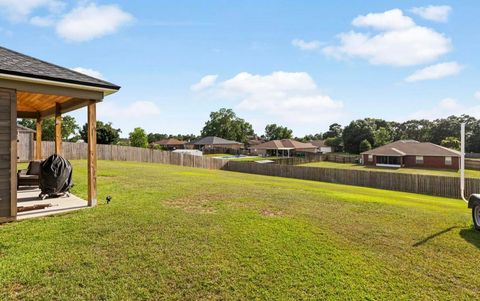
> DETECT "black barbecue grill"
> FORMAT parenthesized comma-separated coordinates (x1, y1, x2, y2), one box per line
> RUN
(39, 154, 73, 200)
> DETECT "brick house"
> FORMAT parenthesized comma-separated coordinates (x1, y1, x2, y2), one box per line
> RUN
(153, 138, 185, 150)
(250, 139, 317, 157)
(361, 140, 460, 170)
(185, 136, 244, 153)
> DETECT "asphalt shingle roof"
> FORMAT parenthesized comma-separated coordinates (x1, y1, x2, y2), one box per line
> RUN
(188, 136, 242, 145)
(0, 46, 120, 90)
(153, 138, 185, 145)
(253, 139, 317, 150)
(17, 124, 35, 133)
(361, 140, 460, 157)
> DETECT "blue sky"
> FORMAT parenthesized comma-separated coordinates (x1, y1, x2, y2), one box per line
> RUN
(1, 1, 479, 137)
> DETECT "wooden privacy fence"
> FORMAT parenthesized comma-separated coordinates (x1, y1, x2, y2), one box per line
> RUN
(34, 141, 480, 199)
(466, 159, 480, 171)
(323, 153, 360, 163)
(272, 155, 325, 165)
(224, 161, 480, 199)
(36, 141, 228, 170)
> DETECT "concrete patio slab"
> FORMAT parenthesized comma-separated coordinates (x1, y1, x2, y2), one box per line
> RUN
(16, 188, 88, 220)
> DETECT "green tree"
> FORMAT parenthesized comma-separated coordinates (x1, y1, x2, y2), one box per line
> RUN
(18, 116, 79, 141)
(441, 136, 461, 150)
(324, 136, 343, 152)
(129, 127, 148, 148)
(359, 139, 372, 153)
(342, 120, 374, 154)
(147, 133, 168, 144)
(201, 108, 254, 143)
(323, 123, 343, 139)
(80, 121, 122, 144)
(301, 133, 323, 142)
(396, 119, 432, 142)
(264, 124, 293, 140)
(373, 127, 392, 147)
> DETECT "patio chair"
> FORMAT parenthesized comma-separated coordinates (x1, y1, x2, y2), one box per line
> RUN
(17, 160, 42, 188)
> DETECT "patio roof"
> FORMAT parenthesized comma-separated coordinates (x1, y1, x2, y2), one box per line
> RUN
(0, 46, 120, 90)
(0, 46, 120, 222)
(0, 46, 120, 119)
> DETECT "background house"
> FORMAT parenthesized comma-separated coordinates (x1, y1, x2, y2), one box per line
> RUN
(17, 124, 35, 162)
(251, 139, 317, 157)
(153, 138, 185, 150)
(361, 140, 460, 169)
(310, 140, 333, 154)
(186, 136, 243, 154)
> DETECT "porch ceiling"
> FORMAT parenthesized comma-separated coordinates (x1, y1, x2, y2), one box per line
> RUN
(16, 91, 93, 119)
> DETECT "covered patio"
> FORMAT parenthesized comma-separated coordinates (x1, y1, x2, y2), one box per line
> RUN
(0, 46, 120, 222)
(375, 155, 403, 168)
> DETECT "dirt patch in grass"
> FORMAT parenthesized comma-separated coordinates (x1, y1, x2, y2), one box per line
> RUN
(260, 208, 285, 217)
(163, 193, 225, 214)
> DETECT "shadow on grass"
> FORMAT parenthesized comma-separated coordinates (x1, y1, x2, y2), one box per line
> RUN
(460, 228, 480, 249)
(413, 226, 458, 247)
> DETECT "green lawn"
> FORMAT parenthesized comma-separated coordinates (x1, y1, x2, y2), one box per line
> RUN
(301, 160, 480, 178)
(1, 160, 479, 299)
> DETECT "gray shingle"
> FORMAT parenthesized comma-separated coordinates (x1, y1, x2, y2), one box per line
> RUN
(362, 140, 460, 157)
(0, 46, 120, 90)
(188, 136, 242, 145)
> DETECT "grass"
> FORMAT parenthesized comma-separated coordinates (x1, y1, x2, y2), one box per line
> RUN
(301, 160, 480, 178)
(1, 160, 480, 299)
(203, 153, 232, 157)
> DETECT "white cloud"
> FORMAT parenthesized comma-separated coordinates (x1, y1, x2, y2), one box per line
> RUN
(291, 39, 322, 50)
(409, 98, 480, 120)
(198, 71, 344, 123)
(405, 61, 462, 82)
(411, 5, 451, 22)
(352, 9, 415, 30)
(438, 97, 459, 110)
(474, 91, 480, 100)
(190, 75, 218, 91)
(71, 67, 104, 79)
(0, 0, 64, 21)
(98, 101, 161, 118)
(323, 9, 451, 66)
(56, 3, 133, 42)
(30, 15, 55, 27)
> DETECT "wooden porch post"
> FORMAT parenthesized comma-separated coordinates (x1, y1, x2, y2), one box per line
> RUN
(87, 101, 97, 207)
(35, 117, 42, 160)
(55, 103, 61, 155)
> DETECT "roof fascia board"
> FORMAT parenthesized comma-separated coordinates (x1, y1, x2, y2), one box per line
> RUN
(0, 74, 114, 99)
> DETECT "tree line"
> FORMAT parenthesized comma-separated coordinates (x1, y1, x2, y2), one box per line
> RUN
(18, 110, 480, 154)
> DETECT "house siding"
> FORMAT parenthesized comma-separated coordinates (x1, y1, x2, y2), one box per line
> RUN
(362, 154, 459, 169)
(0, 88, 16, 220)
(403, 155, 459, 170)
(363, 154, 376, 166)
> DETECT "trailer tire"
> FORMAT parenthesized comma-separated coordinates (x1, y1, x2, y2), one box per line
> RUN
(472, 203, 480, 231)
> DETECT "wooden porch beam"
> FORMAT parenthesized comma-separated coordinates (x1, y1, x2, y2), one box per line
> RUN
(55, 103, 61, 155)
(16, 111, 40, 119)
(35, 117, 42, 160)
(87, 100, 97, 207)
